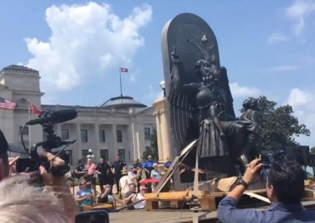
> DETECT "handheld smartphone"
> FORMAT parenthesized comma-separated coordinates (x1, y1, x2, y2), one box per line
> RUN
(75, 210, 109, 223)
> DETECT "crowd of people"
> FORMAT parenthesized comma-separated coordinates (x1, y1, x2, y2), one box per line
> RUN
(72, 154, 169, 212)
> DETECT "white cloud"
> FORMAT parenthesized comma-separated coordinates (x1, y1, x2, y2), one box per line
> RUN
(266, 32, 288, 44)
(286, 0, 315, 36)
(287, 88, 315, 145)
(229, 82, 260, 98)
(25, 2, 152, 94)
(266, 65, 300, 73)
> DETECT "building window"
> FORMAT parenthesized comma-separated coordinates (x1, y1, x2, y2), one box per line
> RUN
(61, 129, 69, 140)
(19, 126, 29, 136)
(99, 130, 106, 143)
(65, 150, 73, 165)
(81, 129, 88, 142)
(116, 130, 122, 143)
(82, 149, 89, 158)
(118, 149, 125, 161)
(144, 127, 151, 140)
(100, 149, 109, 161)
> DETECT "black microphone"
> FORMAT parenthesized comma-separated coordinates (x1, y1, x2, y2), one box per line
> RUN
(26, 110, 77, 125)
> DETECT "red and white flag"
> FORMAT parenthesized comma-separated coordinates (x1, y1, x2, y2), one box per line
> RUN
(30, 104, 41, 115)
(120, 67, 128, 73)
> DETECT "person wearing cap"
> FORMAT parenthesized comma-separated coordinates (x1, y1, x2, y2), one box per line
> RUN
(119, 168, 130, 197)
(75, 179, 94, 211)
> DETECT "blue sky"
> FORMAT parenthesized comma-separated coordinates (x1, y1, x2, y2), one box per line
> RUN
(1, 0, 315, 146)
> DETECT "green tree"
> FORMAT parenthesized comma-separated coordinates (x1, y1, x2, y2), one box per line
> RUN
(311, 147, 315, 154)
(142, 128, 159, 161)
(241, 96, 310, 150)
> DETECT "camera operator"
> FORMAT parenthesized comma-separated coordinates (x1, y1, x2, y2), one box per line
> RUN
(0, 151, 79, 223)
(217, 158, 315, 223)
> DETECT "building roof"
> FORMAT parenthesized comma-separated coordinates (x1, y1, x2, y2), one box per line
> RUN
(100, 96, 147, 109)
(1, 65, 38, 73)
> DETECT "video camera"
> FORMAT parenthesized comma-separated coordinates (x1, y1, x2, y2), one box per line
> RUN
(16, 109, 77, 177)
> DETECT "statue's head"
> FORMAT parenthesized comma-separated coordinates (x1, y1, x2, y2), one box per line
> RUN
(242, 97, 258, 110)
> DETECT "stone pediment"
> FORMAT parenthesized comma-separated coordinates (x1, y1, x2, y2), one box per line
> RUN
(136, 106, 154, 115)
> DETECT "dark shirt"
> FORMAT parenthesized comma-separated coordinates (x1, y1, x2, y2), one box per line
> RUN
(143, 160, 156, 177)
(125, 191, 136, 210)
(113, 160, 126, 176)
(217, 196, 315, 223)
(96, 162, 109, 176)
(74, 163, 85, 177)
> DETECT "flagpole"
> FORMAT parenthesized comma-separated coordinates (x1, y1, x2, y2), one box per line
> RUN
(119, 67, 123, 96)
(27, 99, 32, 149)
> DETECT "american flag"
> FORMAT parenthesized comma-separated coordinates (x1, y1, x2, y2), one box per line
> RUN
(0, 97, 16, 110)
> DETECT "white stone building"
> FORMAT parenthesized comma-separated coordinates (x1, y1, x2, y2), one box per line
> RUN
(0, 65, 155, 164)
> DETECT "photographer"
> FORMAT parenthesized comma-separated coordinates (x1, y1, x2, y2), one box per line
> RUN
(217, 158, 315, 223)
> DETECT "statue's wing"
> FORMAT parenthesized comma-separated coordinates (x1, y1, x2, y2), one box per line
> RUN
(167, 62, 199, 152)
(219, 67, 236, 119)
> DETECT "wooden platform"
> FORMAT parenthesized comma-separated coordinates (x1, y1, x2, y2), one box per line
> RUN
(144, 189, 268, 211)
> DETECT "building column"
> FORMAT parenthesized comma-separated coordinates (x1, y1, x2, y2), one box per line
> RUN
(131, 122, 138, 159)
(154, 111, 164, 162)
(111, 124, 118, 156)
(76, 124, 82, 158)
(94, 124, 100, 160)
(128, 123, 135, 161)
(136, 131, 141, 160)
(160, 108, 172, 160)
(56, 124, 62, 137)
